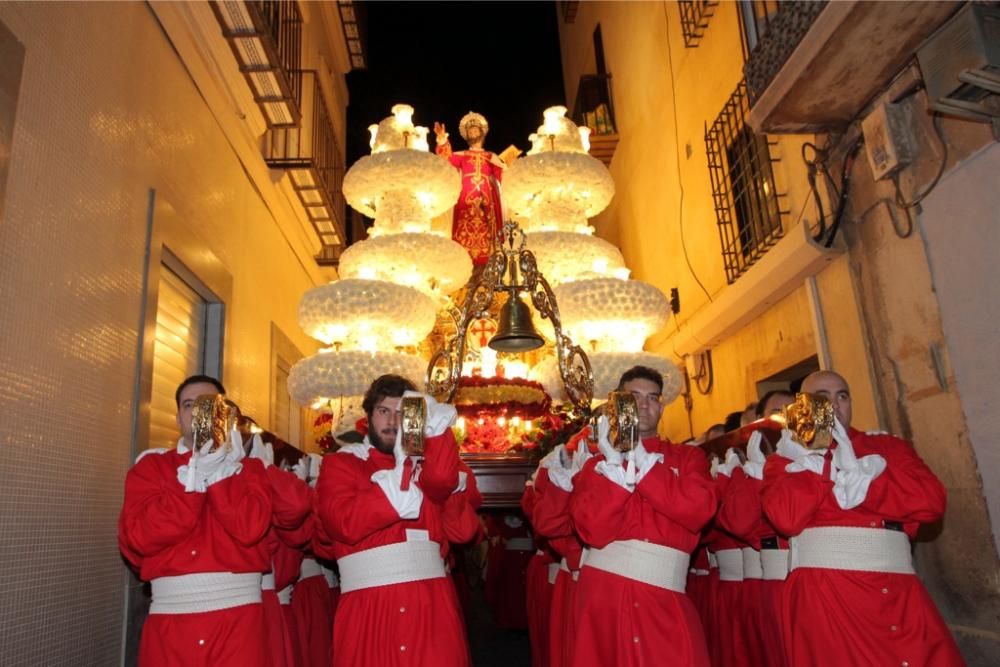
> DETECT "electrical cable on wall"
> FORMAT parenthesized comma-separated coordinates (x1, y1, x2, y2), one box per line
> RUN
(892, 112, 947, 210)
(663, 0, 713, 304)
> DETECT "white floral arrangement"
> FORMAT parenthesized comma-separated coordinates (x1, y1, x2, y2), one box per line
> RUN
(554, 278, 670, 350)
(343, 149, 461, 232)
(288, 349, 426, 407)
(338, 232, 473, 298)
(530, 351, 683, 407)
(298, 279, 438, 349)
(526, 231, 629, 286)
(504, 151, 614, 227)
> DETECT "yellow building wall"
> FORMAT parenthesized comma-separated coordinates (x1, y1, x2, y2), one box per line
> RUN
(558, 1, 879, 440)
(0, 2, 333, 663)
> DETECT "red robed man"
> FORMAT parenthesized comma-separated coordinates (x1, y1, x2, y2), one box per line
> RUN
(435, 112, 505, 265)
(762, 371, 964, 667)
(569, 366, 717, 667)
(316, 374, 474, 667)
(118, 376, 272, 667)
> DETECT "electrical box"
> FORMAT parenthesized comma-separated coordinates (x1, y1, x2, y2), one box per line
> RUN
(861, 102, 914, 180)
(917, 3, 1000, 122)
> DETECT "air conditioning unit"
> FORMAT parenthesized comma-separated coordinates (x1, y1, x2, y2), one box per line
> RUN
(917, 3, 1000, 122)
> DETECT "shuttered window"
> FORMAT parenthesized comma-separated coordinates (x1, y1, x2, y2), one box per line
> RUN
(148, 267, 208, 450)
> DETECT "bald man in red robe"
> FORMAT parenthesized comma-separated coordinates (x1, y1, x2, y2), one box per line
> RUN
(762, 370, 963, 666)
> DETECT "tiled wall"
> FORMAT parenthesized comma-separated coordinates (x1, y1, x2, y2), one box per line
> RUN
(0, 3, 321, 664)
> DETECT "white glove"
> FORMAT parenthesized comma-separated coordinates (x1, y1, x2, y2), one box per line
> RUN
(292, 456, 310, 483)
(248, 434, 274, 468)
(829, 419, 886, 509)
(178, 428, 244, 492)
(540, 445, 567, 471)
(743, 431, 766, 480)
(776, 429, 827, 476)
(370, 427, 423, 519)
(715, 448, 743, 478)
(570, 443, 593, 472)
(595, 459, 631, 491)
(595, 416, 623, 467)
(453, 470, 469, 494)
(631, 441, 664, 485)
(404, 391, 457, 437)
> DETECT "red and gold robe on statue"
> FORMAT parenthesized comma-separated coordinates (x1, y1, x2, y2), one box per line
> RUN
(569, 438, 717, 667)
(761, 428, 964, 667)
(436, 141, 504, 266)
(316, 431, 472, 667)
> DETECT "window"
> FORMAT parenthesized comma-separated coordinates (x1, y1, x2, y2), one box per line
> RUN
(738, 0, 780, 58)
(705, 79, 785, 284)
(271, 324, 306, 447)
(679, 1, 718, 48)
(147, 260, 223, 449)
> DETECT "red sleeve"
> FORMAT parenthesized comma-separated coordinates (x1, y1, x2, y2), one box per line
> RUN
(206, 458, 273, 548)
(530, 469, 574, 539)
(634, 447, 717, 534)
(717, 469, 763, 542)
(118, 455, 205, 566)
(520, 482, 536, 523)
(442, 491, 481, 545)
(436, 140, 453, 159)
(417, 430, 460, 504)
(761, 452, 833, 538)
(276, 512, 314, 550)
(265, 466, 311, 530)
(569, 457, 632, 548)
(316, 453, 400, 546)
(461, 461, 483, 511)
(860, 436, 946, 524)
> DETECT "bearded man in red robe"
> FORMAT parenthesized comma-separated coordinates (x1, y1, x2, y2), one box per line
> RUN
(434, 112, 506, 266)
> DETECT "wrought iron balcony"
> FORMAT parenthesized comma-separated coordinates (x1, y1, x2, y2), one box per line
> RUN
(212, 0, 303, 127)
(572, 73, 618, 167)
(744, 0, 962, 133)
(263, 71, 346, 259)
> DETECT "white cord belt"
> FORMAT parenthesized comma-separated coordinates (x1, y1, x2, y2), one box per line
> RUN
(707, 551, 718, 569)
(277, 584, 293, 605)
(150, 572, 262, 615)
(760, 549, 790, 580)
(506, 536, 535, 551)
(300, 557, 323, 580)
(320, 564, 339, 589)
(790, 526, 914, 574)
(547, 562, 560, 585)
(583, 540, 689, 593)
(338, 541, 446, 593)
(261, 572, 275, 591)
(716, 548, 744, 582)
(559, 558, 570, 573)
(742, 547, 763, 580)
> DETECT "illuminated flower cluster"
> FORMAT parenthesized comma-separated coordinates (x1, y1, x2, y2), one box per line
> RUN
(531, 352, 682, 407)
(505, 151, 615, 233)
(288, 350, 426, 407)
(338, 232, 472, 299)
(454, 376, 552, 419)
(554, 278, 670, 352)
(525, 232, 629, 286)
(298, 279, 437, 349)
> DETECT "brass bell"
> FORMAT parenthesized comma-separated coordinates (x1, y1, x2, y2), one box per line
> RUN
(489, 292, 545, 352)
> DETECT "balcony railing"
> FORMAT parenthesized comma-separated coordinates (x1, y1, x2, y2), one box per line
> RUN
(743, 0, 962, 133)
(573, 73, 618, 167)
(263, 71, 346, 257)
(212, 0, 303, 126)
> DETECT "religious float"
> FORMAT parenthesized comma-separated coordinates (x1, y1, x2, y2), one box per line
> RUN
(288, 104, 683, 506)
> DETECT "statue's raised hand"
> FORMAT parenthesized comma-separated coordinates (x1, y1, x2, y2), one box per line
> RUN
(433, 121, 448, 144)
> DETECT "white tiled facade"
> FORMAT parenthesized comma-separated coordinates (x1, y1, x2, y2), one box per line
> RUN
(0, 3, 329, 664)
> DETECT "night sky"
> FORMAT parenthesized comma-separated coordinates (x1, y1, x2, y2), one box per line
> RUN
(344, 1, 567, 167)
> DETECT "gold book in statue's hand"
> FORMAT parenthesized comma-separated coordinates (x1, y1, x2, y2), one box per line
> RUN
(783, 393, 834, 450)
(606, 391, 639, 453)
(498, 144, 522, 166)
(191, 394, 242, 452)
(399, 395, 427, 457)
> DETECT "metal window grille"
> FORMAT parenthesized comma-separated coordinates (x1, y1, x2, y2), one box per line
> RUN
(679, 1, 718, 48)
(738, 0, 781, 59)
(705, 80, 786, 284)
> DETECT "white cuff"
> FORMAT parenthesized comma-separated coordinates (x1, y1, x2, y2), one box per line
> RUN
(832, 454, 887, 509)
(452, 470, 469, 494)
(372, 469, 423, 519)
(547, 466, 576, 492)
(785, 454, 826, 476)
(743, 461, 765, 480)
(595, 460, 632, 492)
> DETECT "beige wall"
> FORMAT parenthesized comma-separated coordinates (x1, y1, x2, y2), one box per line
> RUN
(559, 0, 1000, 659)
(557, 1, 876, 438)
(0, 2, 332, 664)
